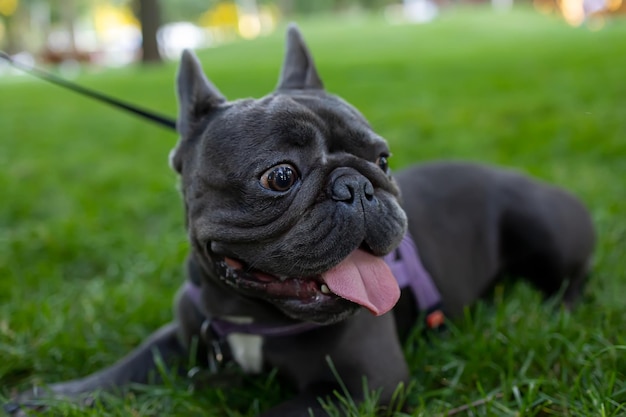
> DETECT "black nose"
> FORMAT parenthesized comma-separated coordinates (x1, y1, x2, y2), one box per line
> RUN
(330, 168, 374, 204)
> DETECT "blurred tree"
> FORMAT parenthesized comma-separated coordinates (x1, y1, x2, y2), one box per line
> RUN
(136, 0, 161, 63)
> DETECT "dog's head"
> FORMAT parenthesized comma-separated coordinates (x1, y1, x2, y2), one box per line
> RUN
(170, 25, 407, 325)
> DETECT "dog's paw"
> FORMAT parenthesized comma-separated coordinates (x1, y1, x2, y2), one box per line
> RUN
(3, 400, 48, 417)
(3, 388, 95, 416)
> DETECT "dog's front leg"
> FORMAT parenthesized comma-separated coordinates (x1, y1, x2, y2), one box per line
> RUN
(260, 386, 342, 417)
(261, 312, 409, 417)
(6, 322, 186, 414)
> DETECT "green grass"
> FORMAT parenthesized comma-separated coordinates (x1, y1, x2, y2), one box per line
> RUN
(1, 7, 625, 416)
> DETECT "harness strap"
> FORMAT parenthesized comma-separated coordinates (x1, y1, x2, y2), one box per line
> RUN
(210, 317, 320, 337)
(383, 232, 445, 330)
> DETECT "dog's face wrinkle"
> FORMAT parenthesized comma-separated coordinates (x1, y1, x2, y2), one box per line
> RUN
(205, 196, 370, 281)
(225, 93, 385, 166)
(185, 161, 310, 237)
(235, 234, 302, 273)
(189, 152, 404, 275)
(187, 162, 320, 243)
(281, 94, 387, 162)
(279, 93, 379, 144)
(188, 185, 309, 245)
(224, 201, 366, 275)
(192, 198, 402, 283)
(265, 98, 329, 149)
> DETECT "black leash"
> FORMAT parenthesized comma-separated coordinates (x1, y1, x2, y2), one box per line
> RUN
(0, 51, 177, 131)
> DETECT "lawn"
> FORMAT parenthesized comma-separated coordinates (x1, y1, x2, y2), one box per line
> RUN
(1, 7, 625, 416)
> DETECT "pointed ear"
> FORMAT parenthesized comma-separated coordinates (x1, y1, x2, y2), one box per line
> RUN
(276, 23, 324, 91)
(176, 49, 226, 139)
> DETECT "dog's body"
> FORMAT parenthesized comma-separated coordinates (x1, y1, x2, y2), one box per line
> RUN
(7, 25, 595, 417)
(395, 162, 594, 319)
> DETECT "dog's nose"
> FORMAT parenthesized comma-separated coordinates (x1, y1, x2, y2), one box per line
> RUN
(330, 168, 374, 204)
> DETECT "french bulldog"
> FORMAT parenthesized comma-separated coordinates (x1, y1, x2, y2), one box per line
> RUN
(6, 24, 595, 417)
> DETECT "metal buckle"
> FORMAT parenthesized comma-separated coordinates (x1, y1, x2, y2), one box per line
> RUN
(200, 319, 225, 373)
(187, 319, 239, 390)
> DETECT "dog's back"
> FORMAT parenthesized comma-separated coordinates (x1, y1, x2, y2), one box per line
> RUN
(393, 161, 595, 322)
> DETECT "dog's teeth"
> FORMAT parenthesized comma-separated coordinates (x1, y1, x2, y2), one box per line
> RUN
(321, 284, 331, 294)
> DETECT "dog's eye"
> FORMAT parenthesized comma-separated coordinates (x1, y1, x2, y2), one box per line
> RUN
(376, 155, 389, 173)
(260, 164, 299, 192)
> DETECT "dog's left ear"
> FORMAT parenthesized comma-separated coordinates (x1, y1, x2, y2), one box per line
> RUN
(171, 49, 226, 173)
(176, 49, 226, 139)
(276, 23, 324, 91)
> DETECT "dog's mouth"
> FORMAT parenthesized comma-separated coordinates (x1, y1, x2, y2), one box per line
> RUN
(213, 249, 400, 317)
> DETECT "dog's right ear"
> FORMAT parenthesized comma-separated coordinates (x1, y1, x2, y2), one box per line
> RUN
(276, 23, 324, 91)
(172, 49, 226, 173)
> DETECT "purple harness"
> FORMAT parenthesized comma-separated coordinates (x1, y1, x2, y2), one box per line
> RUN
(184, 232, 444, 340)
(383, 232, 445, 329)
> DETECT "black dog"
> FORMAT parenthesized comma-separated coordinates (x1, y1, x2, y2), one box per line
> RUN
(7, 24, 595, 417)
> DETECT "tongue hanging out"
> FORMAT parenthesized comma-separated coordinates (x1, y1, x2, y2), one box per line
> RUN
(321, 249, 400, 316)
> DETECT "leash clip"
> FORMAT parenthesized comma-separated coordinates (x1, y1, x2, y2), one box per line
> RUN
(199, 319, 229, 373)
(188, 319, 243, 391)
(208, 339, 224, 373)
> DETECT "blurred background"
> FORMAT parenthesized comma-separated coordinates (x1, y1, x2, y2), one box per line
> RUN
(0, 0, 624, 70)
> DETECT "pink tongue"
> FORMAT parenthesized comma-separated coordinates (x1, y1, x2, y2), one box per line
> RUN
(321, 249, 400, 316)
